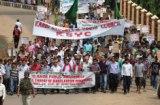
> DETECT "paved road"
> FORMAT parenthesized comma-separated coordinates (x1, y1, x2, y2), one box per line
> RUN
(4, 86, 160, 105)
(0, 5, 160, 105)
(0, 5, 35, 41)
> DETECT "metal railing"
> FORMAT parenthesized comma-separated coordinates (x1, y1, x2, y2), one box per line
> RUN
(0, 1, 37, 10)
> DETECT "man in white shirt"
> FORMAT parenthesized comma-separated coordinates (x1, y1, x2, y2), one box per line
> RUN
(109, 57, 120, 93)
(0, 59, 5, 76)
(18, 60, 30, 83)
(50, 58, 62, 73)
(121, 59, 133, 94)
(0, 76, 6, 105)
(15, 19, 22, 33)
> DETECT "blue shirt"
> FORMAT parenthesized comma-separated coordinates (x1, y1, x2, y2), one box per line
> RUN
(83, 43, 93, 53)
(110, 62, 120, 74)
(5, 64, 11, 78)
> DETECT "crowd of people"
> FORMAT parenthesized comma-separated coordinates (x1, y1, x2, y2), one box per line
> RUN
(0, 1, 160, 105)
(3, 22, 160, 96)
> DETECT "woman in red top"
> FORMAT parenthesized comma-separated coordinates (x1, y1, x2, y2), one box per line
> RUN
(31, 59, 41, 72)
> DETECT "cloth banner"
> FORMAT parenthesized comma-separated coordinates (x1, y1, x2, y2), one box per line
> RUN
(30, 72, 95, 89)
(33, 19, 125, 40)
(60, 0, 96, 13)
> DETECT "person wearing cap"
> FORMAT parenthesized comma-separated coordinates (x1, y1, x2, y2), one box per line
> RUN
(0, 76, 6, 105)
(17, 71, 35, 105)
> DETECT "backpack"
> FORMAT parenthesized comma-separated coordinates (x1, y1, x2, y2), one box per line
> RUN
(13, 28, 20, 37)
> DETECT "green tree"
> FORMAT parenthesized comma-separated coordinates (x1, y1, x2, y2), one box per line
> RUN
(132, 0, 160, 17)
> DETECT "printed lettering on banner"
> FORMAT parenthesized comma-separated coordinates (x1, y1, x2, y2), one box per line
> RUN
(30, 72, 95, 89)
(32, 19, 125, 40)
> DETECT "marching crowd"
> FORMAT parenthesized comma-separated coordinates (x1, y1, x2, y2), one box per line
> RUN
(0, 1, 160, 105)
(1, 24, 160, 96)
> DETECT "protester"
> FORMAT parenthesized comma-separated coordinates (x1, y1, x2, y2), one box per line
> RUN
(0, 59, 5, 78)
(99, 56, 108, 93)
(15, 19, 22, 33)
(4, 59, 12, 94)
(18, 60, 30, 83)
(109, 57, 120, 93)
(13, 25, 21, 49)
(150, 58, 160, 90)
(62, 57, 72, 94)
(121, 59, 133, 94)
(73, 56, 83, 94)
(10, 62, 18, 95)
(17, 71, 35, 105)
(50, 58, 61, 94)
(0, 76, 6, 105)
(134, 58, 145, 94)
(1, 0, 160, 99)
(90, 58, 100, 93)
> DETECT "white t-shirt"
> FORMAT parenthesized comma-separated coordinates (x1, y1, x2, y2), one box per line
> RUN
(18, 64, 30, 82)
(83, 62, 91, 72)
(50, 46, 58, 51)
(15, 22, 22, 32)
(51, 65, 61, 73)
(0, 64, 5, 75)
(0, 83, 6, 100)
(57, 50, 64, 60)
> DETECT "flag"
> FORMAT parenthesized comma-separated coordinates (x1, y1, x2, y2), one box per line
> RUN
(65, 0, 78, 24)
(114, 0, 121, 19)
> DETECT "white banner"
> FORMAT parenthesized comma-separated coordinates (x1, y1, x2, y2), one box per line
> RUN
(30, 72, 95, 89)
(33, 19, 125, 40)
(60, 0, 96, 14)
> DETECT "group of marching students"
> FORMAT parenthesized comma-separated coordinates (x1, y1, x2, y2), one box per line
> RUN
(1, 31, 160, 97)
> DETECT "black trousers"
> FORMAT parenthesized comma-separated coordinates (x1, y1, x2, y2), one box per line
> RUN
(13, 36, 20, 48)
(158, 84, 160, 99)
(0, 96, 3, 105)
(92, 74, 100, 92)
(123, 76, 131, 93)
(109, 73, 118, 92)
(3, 77, 10, 92)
